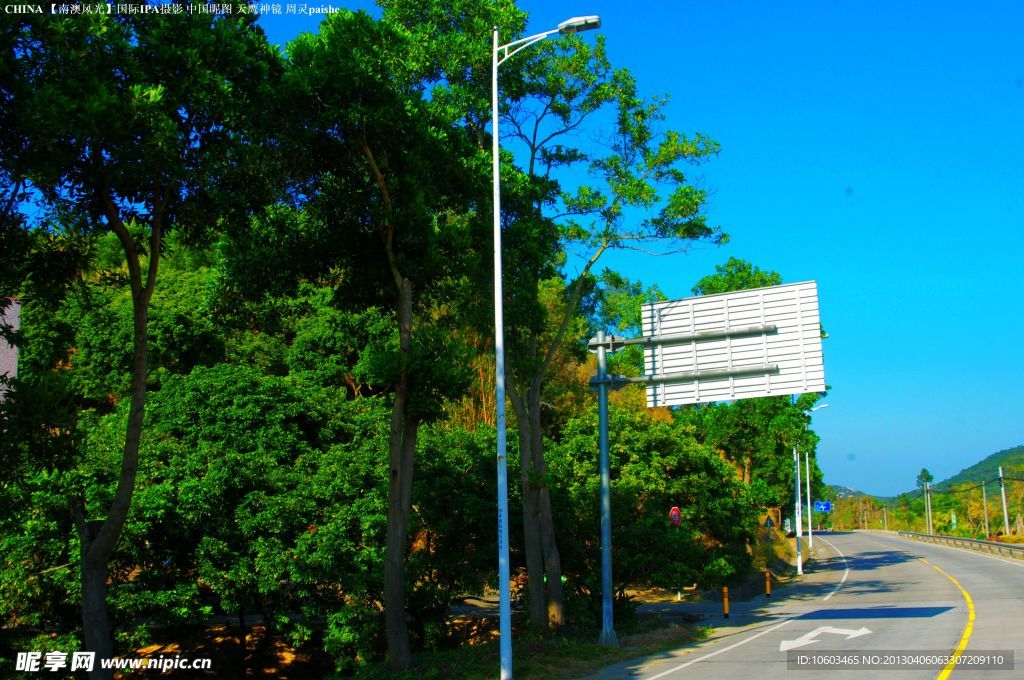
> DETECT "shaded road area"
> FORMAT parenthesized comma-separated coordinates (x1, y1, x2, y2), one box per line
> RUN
(586, 531, 1023, 679)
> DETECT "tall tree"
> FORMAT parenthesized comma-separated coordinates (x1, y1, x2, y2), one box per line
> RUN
(377, 0, 723, 629)
(284, 11, 477, 668)
(917, 468, 935, 489)
(2, 13, 280, 676)
(501, 42, 723, 626)
(692, 257, 783, 296)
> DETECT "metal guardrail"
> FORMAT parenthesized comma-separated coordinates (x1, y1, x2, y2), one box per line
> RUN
(898, 530, 1024, 559)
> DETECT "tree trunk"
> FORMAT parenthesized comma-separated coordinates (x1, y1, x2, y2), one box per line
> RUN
(384, 278, 417, 670)
(509, 380, 566, 629)
(529, 384, 564, 627)
(78, 255, 153, 679)
(80, 525, 113, 680)
(511, 391, 547, 629)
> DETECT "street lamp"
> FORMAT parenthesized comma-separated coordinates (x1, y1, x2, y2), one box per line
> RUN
(803, 404, 829, 551)
(492, 15, 601, 680)
(794, 403, 827, 576)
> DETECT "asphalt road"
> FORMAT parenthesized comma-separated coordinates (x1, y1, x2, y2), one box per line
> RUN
(587, 531, 1024, 680)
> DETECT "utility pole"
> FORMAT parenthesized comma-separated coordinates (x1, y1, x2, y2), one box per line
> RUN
(883, 506, 888, 531)
(925, 482, 933, 534)
(982, 481, 990, 538)
(1000, 466, 1010, 535)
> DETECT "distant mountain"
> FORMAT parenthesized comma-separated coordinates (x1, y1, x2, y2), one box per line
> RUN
(828, 484, 869, 499)
(935, 444, 1024, 490)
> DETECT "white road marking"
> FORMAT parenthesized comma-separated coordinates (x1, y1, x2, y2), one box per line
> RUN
(646, 619, 794, 680)
(816, 536, 849, 600)
(645, 534, 855, 677)
(778, 625, 871, 652)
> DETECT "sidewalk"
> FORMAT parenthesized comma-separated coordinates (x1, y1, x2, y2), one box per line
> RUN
(582, 538, 846, 680)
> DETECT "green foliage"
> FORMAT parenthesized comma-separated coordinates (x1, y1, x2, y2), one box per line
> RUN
(917, 468, 934, 489)
(0, 7, 837, 677)
(692, 258, 783, 296)
(548, 404, 765, 625)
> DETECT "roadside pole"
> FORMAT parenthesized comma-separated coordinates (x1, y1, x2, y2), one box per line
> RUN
(925, 482, 933, 534)
(1000, 466, 1010, 535)
(805, 451, 813, 549)
(595, 331, 618, 647)
(794, 445, 803, 575)
(982, 482, 990, 537)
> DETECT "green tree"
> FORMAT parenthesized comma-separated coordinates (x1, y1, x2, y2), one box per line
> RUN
(281, 11, 479, 668)
(917, 468, 935, 490)
(499, 36, 724, 630)
(3, 14, 281, 674)
(692, 257, 783, 296)
(548, 403, 766, 623)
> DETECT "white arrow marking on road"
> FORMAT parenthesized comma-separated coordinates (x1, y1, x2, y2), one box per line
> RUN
(779, 626, 872, 652)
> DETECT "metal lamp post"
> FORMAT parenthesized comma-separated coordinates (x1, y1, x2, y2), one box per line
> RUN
(803, 404, 828, 550)
(492, 15, 600, 680)
(794, 403, 828, 575)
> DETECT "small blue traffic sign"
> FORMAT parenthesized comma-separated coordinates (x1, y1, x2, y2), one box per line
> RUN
(813, 501, 832, 513)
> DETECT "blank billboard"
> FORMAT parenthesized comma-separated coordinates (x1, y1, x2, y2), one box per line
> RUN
(641, 282, 825, 407)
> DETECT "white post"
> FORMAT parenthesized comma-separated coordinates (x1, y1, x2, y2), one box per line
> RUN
(1000, 466, 1011, 535)
(491, 25, 513, 680)
(982, 481, 989, 538)
(925, 482, 933, 534)
(794, 445, 803, 575)
(805, 451, 813, 549)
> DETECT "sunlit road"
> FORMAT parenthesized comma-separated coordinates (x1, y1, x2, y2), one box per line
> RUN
(587, 531, 1024, 679)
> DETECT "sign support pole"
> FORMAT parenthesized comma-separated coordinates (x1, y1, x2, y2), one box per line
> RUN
(596, 330, 618, 647)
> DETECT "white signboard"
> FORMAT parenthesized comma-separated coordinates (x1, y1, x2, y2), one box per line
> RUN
(641, 281, 825, 407)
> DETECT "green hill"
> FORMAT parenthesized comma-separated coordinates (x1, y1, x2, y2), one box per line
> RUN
(936, 444, 1024, 489)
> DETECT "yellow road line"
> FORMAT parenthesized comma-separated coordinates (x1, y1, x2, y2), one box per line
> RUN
(922, 559, 975, 680)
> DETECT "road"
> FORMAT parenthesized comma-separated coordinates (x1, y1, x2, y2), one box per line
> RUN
(587, 531, 1023, 680)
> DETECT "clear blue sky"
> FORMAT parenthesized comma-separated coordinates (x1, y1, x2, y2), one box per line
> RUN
(258, 2, 1024, 496)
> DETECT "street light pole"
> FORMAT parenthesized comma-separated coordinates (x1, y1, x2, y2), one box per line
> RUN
(793, 444, 802, 575)
(490, 27, 513, 680)
(491, 17, 600, 679)
(805, 451, 813, 549)
(798, 404, 828, 558)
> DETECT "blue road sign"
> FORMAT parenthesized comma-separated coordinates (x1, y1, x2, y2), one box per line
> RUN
(813, 501, 833, 513)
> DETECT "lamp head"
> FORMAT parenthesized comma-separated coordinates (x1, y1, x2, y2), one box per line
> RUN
(558, 15, 601, 34)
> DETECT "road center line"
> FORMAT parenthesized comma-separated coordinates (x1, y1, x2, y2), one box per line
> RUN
(816, 536, 849, 601)
(922, 559, 975, 680)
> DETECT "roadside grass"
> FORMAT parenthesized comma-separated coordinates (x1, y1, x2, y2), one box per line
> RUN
(352, 615, 710, 680)
(992, 534, 1024, 544)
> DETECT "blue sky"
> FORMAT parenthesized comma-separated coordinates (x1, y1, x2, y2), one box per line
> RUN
(258, 2, 1024, 496)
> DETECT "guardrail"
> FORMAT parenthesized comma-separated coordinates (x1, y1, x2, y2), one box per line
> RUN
(897, 531, 1024, 559)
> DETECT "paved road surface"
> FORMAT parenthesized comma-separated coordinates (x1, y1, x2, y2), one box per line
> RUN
(586, 531, 1023, 680)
